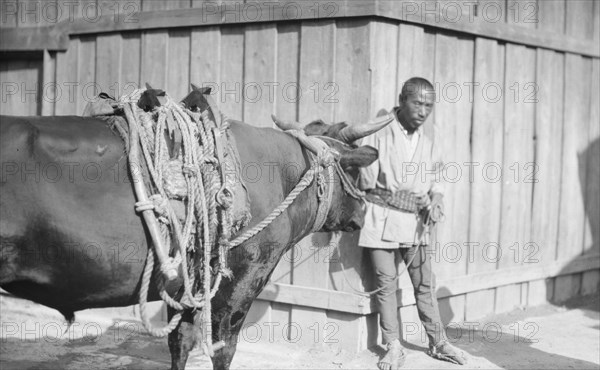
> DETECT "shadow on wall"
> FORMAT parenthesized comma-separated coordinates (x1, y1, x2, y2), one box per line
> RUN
(416, 138, 600, 368)
(548, 136, 600, 311)
(546, 137, 600, 311)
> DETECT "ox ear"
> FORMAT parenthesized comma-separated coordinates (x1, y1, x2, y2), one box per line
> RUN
(191, 83, 212, 95)
(339, 145, 378, 169)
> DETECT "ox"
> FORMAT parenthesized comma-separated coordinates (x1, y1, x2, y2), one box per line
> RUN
(0, 92, 391, 369)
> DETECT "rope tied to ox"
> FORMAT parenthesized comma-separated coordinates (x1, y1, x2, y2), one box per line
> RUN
(119, 89, 236, 356)
(118, 89, 339, 357)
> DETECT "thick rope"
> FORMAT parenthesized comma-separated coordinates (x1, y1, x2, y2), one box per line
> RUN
(228, 165, 318, 248)
(118, 89, 237, 356)
(118, 89, 343, 356)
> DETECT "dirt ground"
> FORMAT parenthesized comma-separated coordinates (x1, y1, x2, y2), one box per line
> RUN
(1, 294, 598, 369)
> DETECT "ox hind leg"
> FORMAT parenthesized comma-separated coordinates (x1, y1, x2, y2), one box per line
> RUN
(168, 307, 198, 370)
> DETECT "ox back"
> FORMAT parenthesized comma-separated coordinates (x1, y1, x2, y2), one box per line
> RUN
(0, 115, 316, 318)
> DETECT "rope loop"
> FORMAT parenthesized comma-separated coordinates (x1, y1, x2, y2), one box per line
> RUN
(216, 187, 233, 209)
(182, 164, 199, 177)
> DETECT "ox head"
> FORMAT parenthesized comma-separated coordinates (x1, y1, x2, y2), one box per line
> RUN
(272, 114, 393, 232)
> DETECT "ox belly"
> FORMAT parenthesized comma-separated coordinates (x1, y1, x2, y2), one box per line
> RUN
(0, 115, 160, 318)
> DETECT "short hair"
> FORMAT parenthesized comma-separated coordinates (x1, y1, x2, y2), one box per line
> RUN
(399, 77, 435, 102)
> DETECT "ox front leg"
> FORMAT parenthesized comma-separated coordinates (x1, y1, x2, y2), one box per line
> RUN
(210, 309, 248, 370)
(168, 307, 197, 370)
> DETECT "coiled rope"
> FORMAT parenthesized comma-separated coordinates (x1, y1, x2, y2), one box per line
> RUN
(119, 89, 336, 356)
(120, 89, 236, 356)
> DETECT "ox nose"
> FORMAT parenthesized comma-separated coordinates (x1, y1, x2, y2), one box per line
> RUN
(345, 215, 364, 232)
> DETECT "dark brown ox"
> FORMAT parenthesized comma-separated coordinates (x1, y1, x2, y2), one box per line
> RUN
(0, 100, 390, 369)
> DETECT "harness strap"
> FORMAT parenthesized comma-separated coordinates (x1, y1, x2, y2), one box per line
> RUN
(228, 131, 338, 247)
(312, 161, 335, 232)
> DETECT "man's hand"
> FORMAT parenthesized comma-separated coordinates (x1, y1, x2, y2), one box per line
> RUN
(412, 191, 431, 210)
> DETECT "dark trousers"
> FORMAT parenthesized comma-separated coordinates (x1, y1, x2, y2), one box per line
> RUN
(370, 245, 445, 346)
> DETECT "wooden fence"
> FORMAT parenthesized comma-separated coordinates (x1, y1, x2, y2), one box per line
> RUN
(1, 0, 599, 352)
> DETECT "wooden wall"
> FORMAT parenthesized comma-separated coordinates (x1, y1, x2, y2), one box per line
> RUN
(1, 0, 599, 352)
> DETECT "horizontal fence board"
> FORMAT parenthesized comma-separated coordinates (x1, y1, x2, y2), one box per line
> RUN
(257, 253, 600, 314)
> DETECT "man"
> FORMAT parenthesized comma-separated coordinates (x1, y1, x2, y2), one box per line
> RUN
(358, 77, 466, 370)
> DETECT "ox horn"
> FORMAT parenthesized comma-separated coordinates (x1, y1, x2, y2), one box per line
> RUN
(271, 114, 307, 131)
(338, 113, 395, 143)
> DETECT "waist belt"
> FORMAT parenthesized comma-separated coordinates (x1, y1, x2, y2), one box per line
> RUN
(364, 188, 419, 213)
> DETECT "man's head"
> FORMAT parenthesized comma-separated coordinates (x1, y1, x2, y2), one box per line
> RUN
(397, 77, 436, 132)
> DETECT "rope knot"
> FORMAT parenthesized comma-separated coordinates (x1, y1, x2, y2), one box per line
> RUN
(216, 187, 234, 209)
(134, 195, 170, 224)
(159, 256, 180, 276)
(316, 173, 326, 200)
(182, 164, 199, 177)
(317, 148, 338, 167)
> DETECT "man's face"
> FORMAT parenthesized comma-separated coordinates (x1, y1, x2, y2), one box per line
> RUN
(398, 88, 435, 130)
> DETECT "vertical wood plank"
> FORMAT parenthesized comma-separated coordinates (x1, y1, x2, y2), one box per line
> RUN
(274, 22, 300, 122)
(95, 33, 122, 97)
(369, 20, 398, 116)
(42, 50, 56, 116)
(494, 283, 521, 313)
(397, 24, 436, 137)
(532, 49, 564, 265)
(327, 311, 372, 353)
(566, 0, 595, 39)
(166, 29, 191, 101)
(77, 35, 96, 114)
(140, 30, 168, 90)
(139, 0, 170, 90)
(465, 289, 495, 321)
(0, 60, 26, 115)
(219, 26, 244, 119)
(190, 26, 220, 90)
(468, 38, 504, 275)
(498, 44, 535, 270)
(298, 20, 335, 123)
(290, 19, 337, 346)
(54, 38, 79, 115)
(397, 24, 436, 88)
(113, 0, 142, 98)
(583, 57, 599, 255)
(557, 55, 592, 260)
(243, 24, 276, 126)
(270, 302, 292, 343)
(333, 18, 370, 123)
(527, 278, 554, 306)
(594, 0, 600, 42)
(537, 0, 564, 33)
(399, 304, 426, 345)
(432, 33, 474, 281)
(120, 32, 141, 96)
(270, 22, 301, 284)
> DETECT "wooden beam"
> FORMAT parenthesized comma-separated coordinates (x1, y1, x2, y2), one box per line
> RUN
(1, 1, 598, 57)
(256, 252, 600, 315)
(377, 0, 599, 57)
(0, 26, 68, 51)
